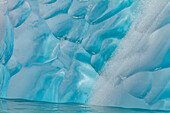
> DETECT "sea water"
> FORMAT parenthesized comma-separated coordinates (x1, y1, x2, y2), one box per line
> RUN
(0, 98, 169, 113)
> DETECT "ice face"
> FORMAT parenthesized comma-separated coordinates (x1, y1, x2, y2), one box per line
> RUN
(0, 0, 13, 98)
(0, 0, 7, 4)
(0, 0, 169, 111)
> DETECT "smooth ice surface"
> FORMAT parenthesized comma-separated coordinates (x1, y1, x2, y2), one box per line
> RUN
(0, 0, 169, 111)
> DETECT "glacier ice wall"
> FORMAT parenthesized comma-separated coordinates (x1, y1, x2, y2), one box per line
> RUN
(0, 0, 169, 110)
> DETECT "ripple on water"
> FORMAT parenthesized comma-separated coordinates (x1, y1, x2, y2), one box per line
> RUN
(0, 98, 169, 113)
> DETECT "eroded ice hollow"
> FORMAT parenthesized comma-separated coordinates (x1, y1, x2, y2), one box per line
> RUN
(0, 0, 169, 111)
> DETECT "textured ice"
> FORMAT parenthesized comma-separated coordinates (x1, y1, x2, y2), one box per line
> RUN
(0, 0, 169, 111)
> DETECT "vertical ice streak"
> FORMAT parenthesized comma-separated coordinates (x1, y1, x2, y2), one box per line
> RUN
(89, 0, 170, 110)
(0, 0, 14, 98)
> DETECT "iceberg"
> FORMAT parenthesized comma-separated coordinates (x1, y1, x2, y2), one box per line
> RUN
(0, 0, 169, 111)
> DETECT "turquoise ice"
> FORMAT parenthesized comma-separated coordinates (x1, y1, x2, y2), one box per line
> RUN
(0, 0, 169, 111)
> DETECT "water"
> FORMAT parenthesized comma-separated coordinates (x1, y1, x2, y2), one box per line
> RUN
(0, 98, 169, 113)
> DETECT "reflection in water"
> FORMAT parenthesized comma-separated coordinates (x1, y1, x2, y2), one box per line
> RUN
(0, 98, 168, 113)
